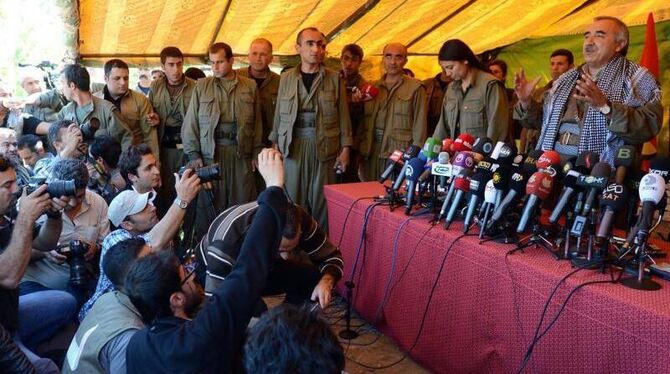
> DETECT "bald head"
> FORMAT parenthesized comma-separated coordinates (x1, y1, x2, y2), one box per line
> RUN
(382, 43, 408, 77)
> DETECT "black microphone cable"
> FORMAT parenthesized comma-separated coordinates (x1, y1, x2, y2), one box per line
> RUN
(345, 233, 475, 370)
(336, 196, 378, 249)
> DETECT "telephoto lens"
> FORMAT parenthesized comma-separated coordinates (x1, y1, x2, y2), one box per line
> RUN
(67, 240, 90, 287)
(179, 163, 221, 183)
(26, 177, 77, 197)
(79, 117, 100, 140)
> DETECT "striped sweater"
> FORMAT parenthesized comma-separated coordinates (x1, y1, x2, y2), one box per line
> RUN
(196, 201, 344, 296)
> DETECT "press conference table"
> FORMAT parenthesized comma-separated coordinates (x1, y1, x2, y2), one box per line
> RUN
(325, 182, 670, 374)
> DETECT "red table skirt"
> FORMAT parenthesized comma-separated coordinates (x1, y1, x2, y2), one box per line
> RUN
(325, 182, 670, 374)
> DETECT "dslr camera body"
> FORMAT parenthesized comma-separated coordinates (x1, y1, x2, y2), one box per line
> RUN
(178, 163, 221, 183)
(56, 240, 91, 287)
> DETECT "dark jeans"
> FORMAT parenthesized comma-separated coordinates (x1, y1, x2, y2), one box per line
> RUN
(263, 258, 322, 305)
(19, 280, 92, 309)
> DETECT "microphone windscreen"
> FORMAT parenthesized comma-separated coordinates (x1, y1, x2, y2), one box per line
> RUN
(452, 133, 474, 152)
(438, 152, 450, 164)
(469, 171, 489, 197)
(649, 156, 670, 183)
(525, 172, 554, 200)
(360, 84, 380, 101)
(512, 153, 526, 168)
(600, 183, 628, 211)
(493, 142, 517, 165)
(563, 169, 582, 189)
(536, 150, 561, 170)
(422, 137, 441, 159)
(451, 151, 475, 170)
(484, 179, 497, 203)
(403, 145, 422, 160)
(442, 138, 454, 153)
(405, 157, 426, 182)
(591, 162, 612, 178)
(576, 151, 599, 172)
(454, 175, 471, 192)
(492, 165, 510, 190)
(473, 137, 494, 157)
(614, 145, 636, 168)
(639, 173, 666, 204)
(389, 149, 404, 163)
(509, 172, 527, 194)
(522, 150, 543, 174)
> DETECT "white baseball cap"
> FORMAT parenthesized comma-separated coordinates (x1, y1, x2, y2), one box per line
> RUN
(108, 190, 151, 227)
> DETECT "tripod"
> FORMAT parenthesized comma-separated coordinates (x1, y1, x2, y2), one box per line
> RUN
(508, 206, 557, 256)
(339, 281, 359, 340)
(619, 229, 662, 291)
(479, 216, 518, 245)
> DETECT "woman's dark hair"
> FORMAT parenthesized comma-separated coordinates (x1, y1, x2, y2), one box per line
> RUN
(438, 39, 486, 71)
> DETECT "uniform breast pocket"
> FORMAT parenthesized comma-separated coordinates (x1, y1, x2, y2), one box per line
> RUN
(393, 95, 412, 130)
(320, 90, 337, 123)
(279, 97, 294, 124)
(198, 98, 215, 126)
(461, 100, 486, 131)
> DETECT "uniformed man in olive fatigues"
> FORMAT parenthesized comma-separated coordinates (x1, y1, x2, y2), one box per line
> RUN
(149, 47, 196, 216)
(93, 59, 155, 153)
(269, 27, 353, 231)
(237, 38, 280, 192)
(422, 66, 452, 136)
(358, 43, 427, 182)
(56, 64, 131, 147)
(182, 42, 262, 212)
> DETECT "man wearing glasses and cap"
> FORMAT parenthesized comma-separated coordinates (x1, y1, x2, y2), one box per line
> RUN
(78, 169, 200, 321)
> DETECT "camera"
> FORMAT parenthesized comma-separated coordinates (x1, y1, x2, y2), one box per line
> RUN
(57, 240, 91, 287)
(79, 118, 100, 140)
(178, 163, 221, 183)
(26, 177, 77, 197)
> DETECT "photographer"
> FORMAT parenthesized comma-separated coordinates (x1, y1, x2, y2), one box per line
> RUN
(124, 148, 286, 373)
(87, 135, 126, 204)
(0, 154, 68, 372)
(33, 120, 85, 178)
(0, 128, 32, 186)
(17, 134, 50, 171)
(20, 159, 110, 306)
(79, 168, 200, 321)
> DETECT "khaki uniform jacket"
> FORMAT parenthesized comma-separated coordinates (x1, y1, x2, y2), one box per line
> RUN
(358, 76, 427, 158)
(149, 76, 196, 145)
(93, 88, 151, 153)
(237, 68, 280, 145)
(269, 65, 353, 161)
(433, 69, 509, 143)
(182, 75, 263, 162)
(56, 95, 131, 148)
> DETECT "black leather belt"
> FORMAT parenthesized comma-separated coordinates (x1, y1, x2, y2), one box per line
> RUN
(556, 132, 580, 146)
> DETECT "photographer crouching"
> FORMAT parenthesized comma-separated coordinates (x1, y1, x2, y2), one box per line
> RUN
(0, 154, 71, 372)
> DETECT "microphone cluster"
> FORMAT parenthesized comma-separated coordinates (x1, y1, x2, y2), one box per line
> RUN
(376, 135, 669, 289)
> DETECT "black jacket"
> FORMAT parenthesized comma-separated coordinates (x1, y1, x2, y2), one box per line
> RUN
(125, 186, 288, 373)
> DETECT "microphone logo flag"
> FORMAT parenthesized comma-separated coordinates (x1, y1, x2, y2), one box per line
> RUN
(431, 163, 452, 176)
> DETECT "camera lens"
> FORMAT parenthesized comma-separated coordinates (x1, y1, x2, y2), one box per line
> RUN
(47, 179, 77, 197)
(197, 164, 220, 182)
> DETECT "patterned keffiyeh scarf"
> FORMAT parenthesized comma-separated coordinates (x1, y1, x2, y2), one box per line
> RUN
(537, 55, 661, 165)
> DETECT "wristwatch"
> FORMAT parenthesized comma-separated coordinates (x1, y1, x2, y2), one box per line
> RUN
(174, 197, 189, 209)
(598, 102, 611, 115)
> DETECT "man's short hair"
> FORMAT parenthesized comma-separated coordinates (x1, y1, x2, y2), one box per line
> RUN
(50, 159, 89, 189)
(104, 59, 130, 78)
(341, 44, 364, 61)
(47, 120, 74, 148)
(550, 49, 574, 65)
(16, 135, 42, 152)
(61, 64, 91, 92)
(251, 38, 273, 54)
(150, 69, 163, 76)
(184, 67, 206, 80)
(487, 59, 508, 78)
(244, 303, 345, 374)
(90, 135, 122, 169)
(209, 42, 233, 59)
(0, 128, 16, 139)
(0, 154, 16, 172)
(282, 204, 302, 240)
(118, 144, 153, 182)
(296, 27, 320, 45)
(124, 251, 181, 322)
(103, 237, 147, 289)
(593, 16, 629, 56)
(160, 46, 184, 65)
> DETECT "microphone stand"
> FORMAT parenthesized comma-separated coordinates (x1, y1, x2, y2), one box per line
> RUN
(619, 229, 662, 291)
(339, 281, 360, 339)
(480, 216, 518, 245)
(508, 204, 557, 256)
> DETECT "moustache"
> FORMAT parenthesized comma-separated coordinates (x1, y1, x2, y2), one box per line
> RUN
(584, 45, 597, 53)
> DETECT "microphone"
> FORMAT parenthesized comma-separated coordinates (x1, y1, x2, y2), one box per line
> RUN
(572, 151, 600, 215)
(441, 138, 454, 155)
(491, 142, 517, 166)
(579, 162, 612, 215)
(472, 137, 494, 158)
(479, 179, 498, 238)
(522, 149, 543, 176)
(490, 170, 527, 225)
(549, 162, 582, 223)
(451, 133, 474, 153)
(491, 165, 511, 211)
(359, 83, 380, 101)
(432, 152, 451, 188)
(637, 173, 667, 232)
(463, 171, 489, 232)
(649, 156, 670, 184)
(438, 151, 475, 221)
(536, 150, 561, 175)
(404, 157, 426, 215)
(378, 149, 404, 183)
(596, 183, 629, 239)
(392, 145, 421, 191)
(517, 171, 554, 233)
(613, 145, 636, 184)
(422, 137, 442, 160)
(445, 171, 471, 228)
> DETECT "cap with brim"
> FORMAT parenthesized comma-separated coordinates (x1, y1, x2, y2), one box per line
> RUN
(108, 190, 151, 227)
